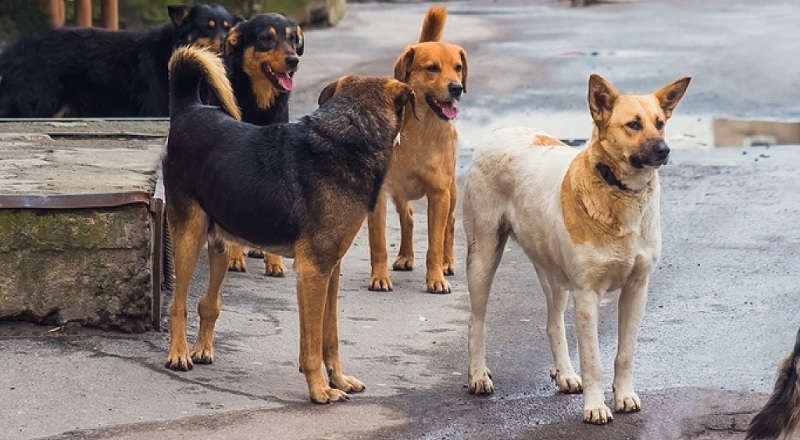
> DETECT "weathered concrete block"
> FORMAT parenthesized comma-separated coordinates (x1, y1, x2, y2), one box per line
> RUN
(0, 205, 155, 332)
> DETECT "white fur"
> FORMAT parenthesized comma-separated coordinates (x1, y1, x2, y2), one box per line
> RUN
(463, 126, 661, 424)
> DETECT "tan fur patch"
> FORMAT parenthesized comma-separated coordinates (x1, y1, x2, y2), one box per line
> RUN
(242, 46, 280, 109)
(532, 134, 567, 147)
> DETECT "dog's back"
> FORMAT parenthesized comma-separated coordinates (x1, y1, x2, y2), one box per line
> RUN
(746, 327, 800, 440)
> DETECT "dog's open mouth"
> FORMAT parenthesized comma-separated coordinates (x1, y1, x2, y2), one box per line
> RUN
(425, 95, 458, 120)
(262, 63, 294, 92)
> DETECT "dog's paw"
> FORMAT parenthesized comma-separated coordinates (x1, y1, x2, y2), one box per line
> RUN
(310, 386, 351, 404)
(247, 249, 264, 258)
(368, 275, 393, 291)
(228, 255, 247, 272)
(583, 404, 614, 425)
(392, 255, 414, 271)
(468, 368, 494, 395)
(264, 260, 286, 277)
(442, 263, 455, 276)
(190, 347, 214, 365)
(614, 391, 641, 413)
(550, 368, 583, 394)
(426, 278, 452, 294)
(329, 373, 366, 394)
(165, 351, 194, 371)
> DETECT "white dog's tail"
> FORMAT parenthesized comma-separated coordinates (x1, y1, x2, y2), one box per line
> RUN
(746, 326, 800, 440)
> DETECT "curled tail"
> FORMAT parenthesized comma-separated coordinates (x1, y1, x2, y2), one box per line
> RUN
(746, 327, 800, 440)
(168, 45, 241, 121)
(419, 6, 446, 43)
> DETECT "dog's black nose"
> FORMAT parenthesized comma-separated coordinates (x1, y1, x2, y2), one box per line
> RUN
(285, 55, 299, 69)
(655, 141, 670, 160)
(448, 82, 463, 98)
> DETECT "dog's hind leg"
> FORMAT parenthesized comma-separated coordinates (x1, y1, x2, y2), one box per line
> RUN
(190, 236, 231, 365)
(573, 288, 613, 424)
(392, 197, 415, 272)
(368, 191, 393, 291)
(536, 265, 582, 394)
(612, 275, 649, 414)
(465, 194, 508, 395)
(323, 261, 365, 394)
(165, 202, 208, 371)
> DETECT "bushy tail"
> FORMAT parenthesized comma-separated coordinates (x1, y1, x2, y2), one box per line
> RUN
(419, 6, 446, 43)
(168, 45, 241, 121)
(746, 327, 800, 440)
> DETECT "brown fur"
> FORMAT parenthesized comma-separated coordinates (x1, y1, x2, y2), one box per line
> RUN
(747, 327, 800, 440)
(163, 45, 414, 403)
(367, 5, 468, 293)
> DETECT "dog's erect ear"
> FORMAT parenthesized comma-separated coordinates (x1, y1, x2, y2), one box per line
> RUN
(654, 76, 691, 120)
(394, 46, 415, 83)
(168, 5, 191, 27)
(224, 23, 242, 56)
(232, 15, 245, 25)
(318, 77, 341, 106)
(587, 74, 619, 126)
(296, 26, 305, 56)
(459, 48, 468, 94)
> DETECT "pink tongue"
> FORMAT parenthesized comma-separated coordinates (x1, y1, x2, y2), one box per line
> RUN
(440, 102, 458, 119)
(276, 72, 293, 91)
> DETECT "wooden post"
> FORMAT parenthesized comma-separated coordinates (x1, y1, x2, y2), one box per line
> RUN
(101, 0, 118, 30)
(43, 0, 66, 28)
(74, 0, 92, 27)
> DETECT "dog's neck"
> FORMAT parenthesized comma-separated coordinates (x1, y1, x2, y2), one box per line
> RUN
(595, 162, 629, 192)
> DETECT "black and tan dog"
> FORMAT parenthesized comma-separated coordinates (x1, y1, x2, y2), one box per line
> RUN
(163, 45, 415, 403)
(220, 13, 304, 276)
(746, 326, 800, 440)
(0, 3, 240, 118)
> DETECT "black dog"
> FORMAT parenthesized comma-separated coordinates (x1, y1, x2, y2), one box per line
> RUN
(162, 45, 414, 403)
(0, 4, 240, 118)
(219, 13, 304, 274)
(746, 326, 800, 440)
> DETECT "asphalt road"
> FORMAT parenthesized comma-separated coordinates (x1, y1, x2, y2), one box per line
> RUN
(1, 1, 799, 439)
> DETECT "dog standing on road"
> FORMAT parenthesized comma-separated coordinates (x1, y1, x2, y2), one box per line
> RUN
(163, 45, 415, 403)
(0, 4, 240, 118)
(367, 6, 467, 294)
(463, 74, 690, 424)
(746, 326, 800, 439)
(220, 13, 304, 276)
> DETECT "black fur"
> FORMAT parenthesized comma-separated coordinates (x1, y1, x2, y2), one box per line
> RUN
(0, 4, 241, 118)
(224, 13, 303, 125)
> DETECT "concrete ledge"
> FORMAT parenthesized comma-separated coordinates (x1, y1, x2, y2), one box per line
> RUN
(713, 117, 800, 147)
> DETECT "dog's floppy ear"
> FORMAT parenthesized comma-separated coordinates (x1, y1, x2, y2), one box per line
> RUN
(654, 76, 691, 120)
(168, 5, 191, 27)
(394, 46, 415, 83)
(224, 23, 243, 56)
(296, 26, 305, 56)
(587, 73, 619, 127)
(459, 48, 468, 94)
(318, 77, 341, 106)
(398, 83, 419, 121)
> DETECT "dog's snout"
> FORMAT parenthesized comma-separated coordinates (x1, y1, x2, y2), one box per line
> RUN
(285, 55, 299, 69)
(448, 82, 463, 98)
(655, 141, 670, 160)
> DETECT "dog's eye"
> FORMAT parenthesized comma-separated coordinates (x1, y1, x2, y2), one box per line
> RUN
(426, 64, 440, 73)
(454, 64, 463, 73)
(655, 119, 664, 130)
(626, 120, 642, 131)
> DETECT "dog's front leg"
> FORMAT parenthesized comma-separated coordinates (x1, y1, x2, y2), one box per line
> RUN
(425, 189, 452, 293)
(295, 256, 348, 404)
(574, 289, 613, 424)
(613, 275, 649, 414)
(537, 266, 582, 394)
(323, 261, 365, 394)
(367, 191, 393, 291)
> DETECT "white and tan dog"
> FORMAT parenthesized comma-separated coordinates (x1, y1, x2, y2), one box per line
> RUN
(463, 74, 690, 424)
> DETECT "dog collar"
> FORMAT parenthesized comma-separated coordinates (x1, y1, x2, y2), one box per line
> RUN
(595, 162, 629, 192)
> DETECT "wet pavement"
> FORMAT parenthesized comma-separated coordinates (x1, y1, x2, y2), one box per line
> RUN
(2, 1, 800, 439)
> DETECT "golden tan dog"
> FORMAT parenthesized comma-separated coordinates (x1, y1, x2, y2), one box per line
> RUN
(463, 74, 690, 423)
(367, 6, 467, 293)
(162, 46, 415, 403)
